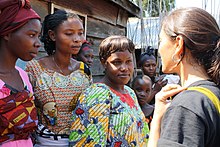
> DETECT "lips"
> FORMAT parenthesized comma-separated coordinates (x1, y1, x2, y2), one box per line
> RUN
(118, 74, 130, 78)
(71, 45, 81, 49)
(30, 52, 37, 58)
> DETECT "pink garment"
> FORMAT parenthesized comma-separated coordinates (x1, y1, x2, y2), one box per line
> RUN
(0, 66, 34, 146)
(1, 138, 33, 147)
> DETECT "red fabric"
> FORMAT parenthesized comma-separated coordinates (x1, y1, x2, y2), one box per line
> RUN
(0, 0, 40, 37)
(110, 88, 138, 110)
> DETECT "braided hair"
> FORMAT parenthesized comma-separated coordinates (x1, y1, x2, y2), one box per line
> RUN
(41, 10, 81, 55)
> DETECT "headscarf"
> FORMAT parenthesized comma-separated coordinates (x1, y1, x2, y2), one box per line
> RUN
(79, 40, 92, 52)
(0, 0, 40, 37)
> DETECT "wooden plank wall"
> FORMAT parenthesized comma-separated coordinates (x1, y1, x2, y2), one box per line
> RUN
(31, 0, 133, 82)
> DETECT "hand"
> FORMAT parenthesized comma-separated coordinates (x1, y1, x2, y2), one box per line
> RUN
(153, 75, 168, 92)
(153, 84, 186, 119)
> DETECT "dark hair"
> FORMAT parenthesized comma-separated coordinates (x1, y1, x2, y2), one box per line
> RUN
(99, 35, 135, 62)
(131, 75, 152, 88)
(41, 10, 81, 55)
(138, 46, 156, 67)
(162, 7, 220, 85)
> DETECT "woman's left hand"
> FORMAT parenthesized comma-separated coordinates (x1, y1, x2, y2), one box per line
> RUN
(153, 84, 186, 119)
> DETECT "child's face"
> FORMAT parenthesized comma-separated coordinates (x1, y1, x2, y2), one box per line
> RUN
(78, 49, 94, 68)
(133, 78, 152, 106)
(104, 50, 134, 86)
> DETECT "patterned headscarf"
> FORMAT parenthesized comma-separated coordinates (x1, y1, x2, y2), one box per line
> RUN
(0, 0, 40, 37)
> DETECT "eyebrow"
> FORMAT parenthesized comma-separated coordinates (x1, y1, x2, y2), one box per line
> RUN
(27, 29, 40, 33)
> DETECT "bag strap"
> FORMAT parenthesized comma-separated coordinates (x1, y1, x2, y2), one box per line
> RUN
(187, 87, 220, 114)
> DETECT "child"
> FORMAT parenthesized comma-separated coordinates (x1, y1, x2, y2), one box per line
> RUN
(69, 35, 149, 146)
(0, 0, 41, 146)
(132, 75, 154, 128)
(76, 40, 94, 68)
(25, 10, 91, 146)
(139, 51, 168, 104)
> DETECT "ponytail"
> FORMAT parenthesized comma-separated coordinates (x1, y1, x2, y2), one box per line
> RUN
(208, 37, 220, 85)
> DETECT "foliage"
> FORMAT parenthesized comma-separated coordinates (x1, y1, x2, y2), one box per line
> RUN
(134, 0, 175, 17)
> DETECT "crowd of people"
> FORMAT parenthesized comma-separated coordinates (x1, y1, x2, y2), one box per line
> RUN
(0, 0, 219, 147)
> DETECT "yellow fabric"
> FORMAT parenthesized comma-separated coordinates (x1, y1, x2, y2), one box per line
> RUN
(79, 61, 84, 71)
(188, 87, 220, 114)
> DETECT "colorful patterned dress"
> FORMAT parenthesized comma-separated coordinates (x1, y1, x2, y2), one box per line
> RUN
(69, 83, 149, 146)
(0, 66, 36, 147)
(25, 59, 91, 135)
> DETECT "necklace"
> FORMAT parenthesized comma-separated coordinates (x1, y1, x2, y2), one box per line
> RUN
(52, 56, 65, 74)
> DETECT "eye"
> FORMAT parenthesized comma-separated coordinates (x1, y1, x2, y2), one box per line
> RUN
(126, 60, 133, 64)
(65, 32, 73, 36)
(29, 34, 35, 38)
(112, 61, 121, 65)
(78, 31, 84, 36)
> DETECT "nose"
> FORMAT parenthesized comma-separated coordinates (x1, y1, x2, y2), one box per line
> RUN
(87, 57, 93, 63)
(120, 63, 128, 71)
(139, 91, 146, 97)
(35, 38, 41, 48)
(73, 34, 84, 42)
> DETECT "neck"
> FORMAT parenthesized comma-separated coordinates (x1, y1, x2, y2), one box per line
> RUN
(0, 46, 17, 73)
(178, 62, 210, 87)
(53, 52, 72, 68)
(101, 76, 125, 93)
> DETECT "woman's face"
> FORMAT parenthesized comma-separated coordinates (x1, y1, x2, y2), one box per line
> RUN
(104, 50, 134, 86)
(78, 49, 94, 68)
(142, 59, 157, 78)
(158, 28, 176, 73)
(54, 18, 84, 55)
(7, 19, 42, 61)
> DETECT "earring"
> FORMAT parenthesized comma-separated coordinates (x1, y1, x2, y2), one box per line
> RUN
(172, 54, 180, 63)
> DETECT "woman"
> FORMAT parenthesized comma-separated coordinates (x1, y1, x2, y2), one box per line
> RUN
(148, 7, 220, 147)
(139, 50, 168, 104)
(25, 10, 91, 146)
(69, 36, 149, 146)
(76, 40, 94, 68)
(0, 0, 41, 146)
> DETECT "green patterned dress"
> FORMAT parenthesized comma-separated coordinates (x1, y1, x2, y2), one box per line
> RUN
(70, 83, 149, 146)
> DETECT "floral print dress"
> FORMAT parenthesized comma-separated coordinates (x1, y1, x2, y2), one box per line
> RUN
(70, 83, 149, 147)
(25, 60, 91, 135)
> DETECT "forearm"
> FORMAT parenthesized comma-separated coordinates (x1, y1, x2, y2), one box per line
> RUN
(147, 115, 162, 147)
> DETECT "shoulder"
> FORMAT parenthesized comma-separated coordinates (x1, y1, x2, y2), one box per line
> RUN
(171, 82, 220, 117)
(125, 85, 136, 96)
(84, 83, 109, 93)
(26, 59, 40, 70)
(78, 83, 110, 104)
(77, 61, 91, 77)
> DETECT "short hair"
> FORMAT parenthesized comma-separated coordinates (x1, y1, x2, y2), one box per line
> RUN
(131, 75, 152, 88)
(99, 35, 135, 62)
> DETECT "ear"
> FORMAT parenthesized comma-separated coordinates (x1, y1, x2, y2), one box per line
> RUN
(48, 30, 56, 41)
(100, 58, 107, 68)
(3, 33, 11, 41)
(174, 35, 184, 57)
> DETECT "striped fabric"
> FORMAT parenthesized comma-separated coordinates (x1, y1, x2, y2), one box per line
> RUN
(70, 83, 149, 146)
